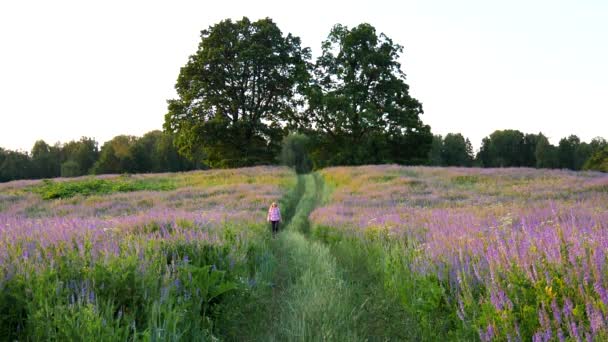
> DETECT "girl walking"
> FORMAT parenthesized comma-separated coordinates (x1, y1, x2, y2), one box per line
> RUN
(267, 202, 281, 236)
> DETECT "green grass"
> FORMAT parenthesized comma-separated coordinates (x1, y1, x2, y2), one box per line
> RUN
(224, 174, 423, 341)
(311, 173, 477, 341)
(29, 176, 176, 200)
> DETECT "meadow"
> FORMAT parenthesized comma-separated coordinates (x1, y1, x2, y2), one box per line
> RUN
(0, 167, 296, 340)
(2, 164, 608, 341)
(311, 165, 608, 341)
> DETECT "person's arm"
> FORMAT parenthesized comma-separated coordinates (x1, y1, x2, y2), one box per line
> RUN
(278, 207, 282, 221)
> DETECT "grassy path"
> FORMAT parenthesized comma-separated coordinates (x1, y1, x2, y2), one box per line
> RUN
(260, 174, 360, 341)
(227, 174, 412, 341)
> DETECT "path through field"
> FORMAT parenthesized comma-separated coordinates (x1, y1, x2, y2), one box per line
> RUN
(235, 174, 413, 341)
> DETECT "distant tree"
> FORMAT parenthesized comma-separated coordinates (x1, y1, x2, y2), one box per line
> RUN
(465, 138, 474, 162)
(92, 135, 138, 174)
(584, 146, 608, 172)
(534, 134, 559, 168)
(31, 140, 61, 178)
(0, 149, 32, 182)
(129, 130, 200, 173)
(307, 23, 432, 166)
(557, 135, 580, 170)
(521, 133, 543, 167)
(574, 142, 593, 171)
(131, 131, 163, 173)
(155, 133, 201, 172)
(61, 137, 99, 176)
(164, 17, 311, 168)
(280, 134, 312, 174)
(476, 130, 525, 167)
(590, 137, 608, 153)
(60, 160, 81, 177)
(441, 133, 473, 166)
(427, 135, 444, 166)
(476, 137, 492, 167)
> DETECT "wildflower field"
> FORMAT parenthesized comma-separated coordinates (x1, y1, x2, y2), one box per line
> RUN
(2, 164, 608, 341)
(0, 167, 296, 340)
(311, 165, 608, 341)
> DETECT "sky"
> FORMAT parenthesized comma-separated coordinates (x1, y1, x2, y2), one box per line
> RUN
(0, 0, 606, 152)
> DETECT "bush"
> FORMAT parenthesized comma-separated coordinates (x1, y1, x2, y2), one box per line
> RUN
(30, 176, 175, 200)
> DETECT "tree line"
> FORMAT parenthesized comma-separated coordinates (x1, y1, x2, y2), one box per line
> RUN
(2, 129, 605, 183)
(427, 130, 607, 171)
(0, 131, 201, 182)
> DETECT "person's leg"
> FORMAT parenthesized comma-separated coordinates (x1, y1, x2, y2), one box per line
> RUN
(271, 221, 278, 235)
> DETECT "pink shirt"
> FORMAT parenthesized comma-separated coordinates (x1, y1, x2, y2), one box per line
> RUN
(267, 206, 281, 221)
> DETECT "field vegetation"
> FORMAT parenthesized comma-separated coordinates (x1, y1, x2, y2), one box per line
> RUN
(311, 165, 608, 341)
(2, 165, 608, 340)
(0, 167, 295, 340)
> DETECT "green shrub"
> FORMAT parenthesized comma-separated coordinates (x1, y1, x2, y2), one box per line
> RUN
(29, 176, 176, 200)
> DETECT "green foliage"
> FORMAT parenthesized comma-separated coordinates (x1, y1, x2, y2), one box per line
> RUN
(92, 135, 138, 174)
(164, 17, 311, 168)
(311, 226, 476, 340)
(31, 140, 61, 178)
(427, 135, 444, 166)
(60, 160, 81, 177)
(477, 130, 527, 167)
(0, 148, 33, 182)
(0, 132, 202, 183)
(0, 238, 260, 341)
(29, 176, 176, 200)
(535, 134, 559, 168)
(476, 130, 574, 169)
(558, 135, 581, 169)
(442, 133, 474, 166)
(306, 23, 432, 166)
(584, 146, 608, 172)
(280, 133, 312, 174)
(60, 137, 99, 176)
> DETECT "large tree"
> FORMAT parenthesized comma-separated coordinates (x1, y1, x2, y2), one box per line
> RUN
(164, 17, 311, 168)
(307, 23, 432, 166)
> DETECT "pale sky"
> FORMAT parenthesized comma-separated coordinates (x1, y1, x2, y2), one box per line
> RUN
(1, 0, 606, 152)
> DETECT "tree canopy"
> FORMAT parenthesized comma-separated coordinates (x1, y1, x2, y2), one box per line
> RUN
(306, 23, 432, 166)
(164, 17, 311, 168)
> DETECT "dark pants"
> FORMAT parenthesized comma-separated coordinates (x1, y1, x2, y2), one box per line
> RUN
(270, 220, 280, 235)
